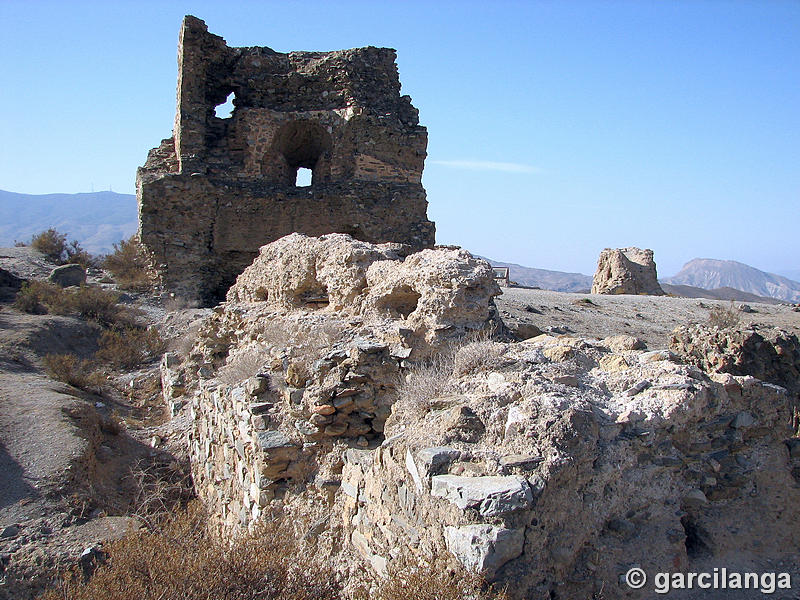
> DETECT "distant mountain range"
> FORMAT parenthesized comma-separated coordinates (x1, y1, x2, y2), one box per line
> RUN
(0, 190, 796, 303)
(480, 254, 798, 304)
(477, 256, 593, 292)
(663, 258, 800, 303)
(0, 189, 137, 255)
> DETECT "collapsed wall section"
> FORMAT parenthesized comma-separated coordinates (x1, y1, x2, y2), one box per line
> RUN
(137, 16, 434, 305)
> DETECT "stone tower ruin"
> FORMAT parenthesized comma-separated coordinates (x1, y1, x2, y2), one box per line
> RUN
(137, 16, 435, 305)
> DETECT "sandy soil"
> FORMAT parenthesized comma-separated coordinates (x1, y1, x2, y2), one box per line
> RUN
(496, 287, 800, 350)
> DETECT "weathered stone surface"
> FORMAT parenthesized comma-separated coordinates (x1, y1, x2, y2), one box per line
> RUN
(138, 16, 435, 305)
(227, 232, 499, 350)
(444, 525, 524, 578)
(591, 247, 665, 295)
(416, 447, 461, 477)
(176, 238, 800, 597)
(431, 475, 533, 516)
(670, 325, 800, 397)
(48, 263, 86, 287)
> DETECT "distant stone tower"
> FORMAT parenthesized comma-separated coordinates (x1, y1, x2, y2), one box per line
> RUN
(591, 247, 665, 295)
(137, 16, 435, 305)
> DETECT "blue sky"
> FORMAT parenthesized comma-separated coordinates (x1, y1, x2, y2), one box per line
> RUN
(1, 1, 798, 276)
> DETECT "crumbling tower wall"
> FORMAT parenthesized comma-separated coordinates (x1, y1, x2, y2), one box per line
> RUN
(137, 16, 435, 305)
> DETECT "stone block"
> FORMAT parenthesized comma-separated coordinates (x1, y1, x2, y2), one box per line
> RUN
(431, 475, 533, 516)
(444, 525, 524, 578)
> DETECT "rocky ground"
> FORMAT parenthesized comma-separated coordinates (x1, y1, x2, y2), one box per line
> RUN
(1, 241, 799, 599)
(171, 234, 800, 600)
(496, 286, 800, 350)
(0, 248, 201, 599)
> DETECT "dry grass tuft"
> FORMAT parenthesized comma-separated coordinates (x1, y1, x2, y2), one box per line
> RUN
(395, 328, 501, 416)
(42, 504, 340, 600)
(453, 339, 506, 377)
(218, 346, 273, 385)
(707, 302, 741, 329)
(367, 557, 508, 600)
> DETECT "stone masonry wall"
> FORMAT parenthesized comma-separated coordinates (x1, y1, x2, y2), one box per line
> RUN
(138, 16, 434, 305)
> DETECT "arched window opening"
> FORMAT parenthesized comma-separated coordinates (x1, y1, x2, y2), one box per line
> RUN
(214, 92, 235, 119)
(270, 120, 333, 187)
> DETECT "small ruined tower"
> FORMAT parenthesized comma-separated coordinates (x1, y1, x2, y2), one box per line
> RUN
(591, 247, 666, 295)
(137, 16, 435, 305)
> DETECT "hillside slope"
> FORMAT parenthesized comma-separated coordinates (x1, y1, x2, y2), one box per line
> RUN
(664, 258, 800, 303)
(0, 190, 137, 255)
(478, 256, 592, 292)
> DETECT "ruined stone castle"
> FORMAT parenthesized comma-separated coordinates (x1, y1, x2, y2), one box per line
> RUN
(137, 16, 434, 305)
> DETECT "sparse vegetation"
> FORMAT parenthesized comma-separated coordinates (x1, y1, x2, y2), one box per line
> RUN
(42, 502, 505, 600)
(43, 353, 103, 390)
(42, 503, 341, 600)
(453, 338, 506, 376)
(707, 302, 741, 329)
(68, 285, 126, 326)
(366, 558, 508, 600)
(13, 280, 63, 314)
(14, 281, 139, 328)
(126, 459, 194, 531)
(396, 329, 502, 414)
(28, 228, 96, 267)
(218, 346, 273, 385)
(96, 327, 166, 370)
(103, 236, 154, 291)
(217, 320, 345, 385)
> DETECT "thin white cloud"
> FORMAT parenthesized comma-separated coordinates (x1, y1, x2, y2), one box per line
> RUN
(430, 160, 541, 174)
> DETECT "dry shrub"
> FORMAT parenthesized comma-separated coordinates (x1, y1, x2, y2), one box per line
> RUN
(396, 329, 502, 414)
(369, 557, 508, 600)
(707, 302, 741, 329)
(453, 340, 506, 376)
(14, 281, 133, 327)
(43, 505, 506, 600)
(43, 353, 103, 390)
(126, 459, 194, 531)
(29, 228, 96, 267)
(96, 327, 165, 370)
(218, 346, 273, 385)
(13, 280, 62, 313)
(103, 236, 154, 291)
(30, 228, 69, 263)
(42, 503, 340, 600)
(68, 285, 125, 325)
